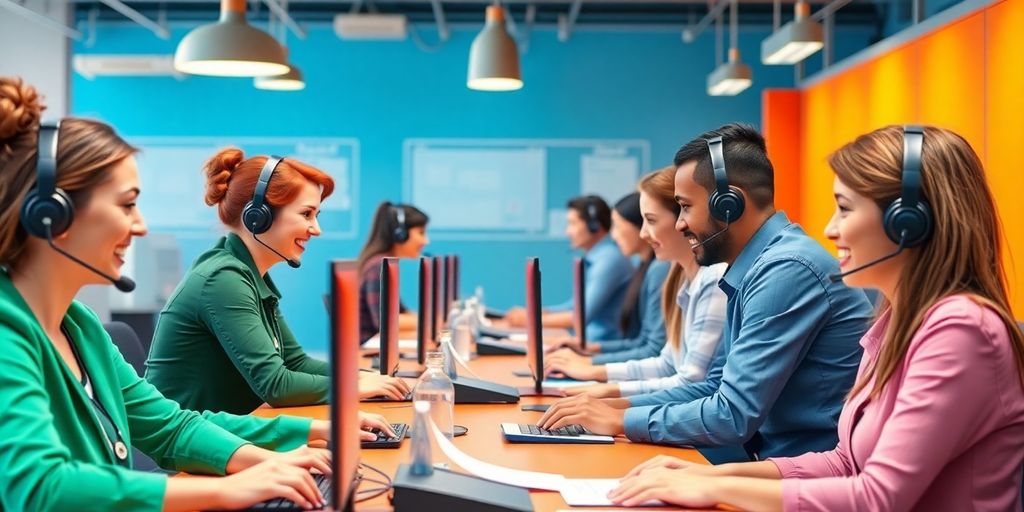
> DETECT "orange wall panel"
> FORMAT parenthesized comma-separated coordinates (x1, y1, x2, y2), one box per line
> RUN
(986, 0, 1024, 317)
(864, 41, 920, 129)
(917, 12, 987, 159)
(800, 81, 835, 246)
(762, 89, 803, 223)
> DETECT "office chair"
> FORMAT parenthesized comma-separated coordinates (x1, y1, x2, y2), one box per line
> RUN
(103, 321, 163, 473)
(104, 321, 148, 377)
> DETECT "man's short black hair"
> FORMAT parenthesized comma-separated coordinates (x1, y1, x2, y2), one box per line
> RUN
(673, 123, 774, 210)
(567, 195, 612, 232)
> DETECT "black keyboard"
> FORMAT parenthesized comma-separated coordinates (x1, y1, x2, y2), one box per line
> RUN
(500, 422, 615, 444)
(361, 422, 409, 449)
(244, 473, 331, 510)
(361, 391, 413, 402)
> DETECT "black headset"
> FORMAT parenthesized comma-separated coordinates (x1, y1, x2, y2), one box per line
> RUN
(20, 122, 76, 239)
(242, 156, 284, 235)
(584, 197, 601, 234)
(704, 135, 746, 224)
(391, 204, 409, 243)
(883, 126, 933, 247)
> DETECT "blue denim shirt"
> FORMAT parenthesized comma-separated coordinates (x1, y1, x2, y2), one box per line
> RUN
(592, 259, 670, 364)
(623, 212, 873, 459)
(549, 236, 634, 341)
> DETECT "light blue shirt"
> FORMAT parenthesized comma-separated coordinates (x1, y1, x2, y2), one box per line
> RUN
(623, 212, 873, 460)
(592, 260, 671, 364)
(549, 235, 634, 342)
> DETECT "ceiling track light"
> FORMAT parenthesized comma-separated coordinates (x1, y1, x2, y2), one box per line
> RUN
(467, 4, 523, 92)
(707, 0, 752, 96)
(174, 0, 288, 77)
(761, 0, 824, 65)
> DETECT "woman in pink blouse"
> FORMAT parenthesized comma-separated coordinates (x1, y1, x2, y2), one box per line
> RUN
(608, 125, 1024, 511)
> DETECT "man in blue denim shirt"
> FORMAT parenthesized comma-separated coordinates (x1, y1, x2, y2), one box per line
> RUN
(506, 196, 634, 341)
(539, 124, 872, 461)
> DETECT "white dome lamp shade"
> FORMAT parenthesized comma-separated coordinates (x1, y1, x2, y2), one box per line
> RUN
(174, 0, 289, 77)
(255, 49, 306, 90)
(467, 5, 522, 91)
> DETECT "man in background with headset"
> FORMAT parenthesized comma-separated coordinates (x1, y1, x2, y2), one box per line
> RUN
(538, 124, 873, 463)
(505, 195, 633, 341)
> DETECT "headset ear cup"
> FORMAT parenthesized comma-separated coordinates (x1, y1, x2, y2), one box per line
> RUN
(393, 225, 409, 243)
(20, 187, 75, 239)
(709, 188, 745, 223)
(883, 199, 933, 247)
(242, 201, 273, 235)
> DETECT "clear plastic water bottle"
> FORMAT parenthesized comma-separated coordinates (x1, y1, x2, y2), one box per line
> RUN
(409, 400, 434, 476)
(413, 351, 455, 440)
(450, 310, 474, 361)
(437, 330, 458, 379)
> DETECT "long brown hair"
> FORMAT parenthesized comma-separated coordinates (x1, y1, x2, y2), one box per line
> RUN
(0, 77, 137, 267)
(830, 125, 1024, 398)
(356, 201, 429, 272)
(639, 166, 685, 349)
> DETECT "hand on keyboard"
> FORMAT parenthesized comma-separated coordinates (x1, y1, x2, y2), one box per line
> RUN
(217, 453, 329, 510)
(358, 373, 413, 401)
(359, 411, 397, 440)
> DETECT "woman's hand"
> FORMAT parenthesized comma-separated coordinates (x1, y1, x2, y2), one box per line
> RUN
(544, 349, 604, 381)
(218, 448, 332, 510)
(623, 455, 702, 478)
(358, 411, 397, 441)
(607, 468, 719, 508)
(358, 372, 412, 401)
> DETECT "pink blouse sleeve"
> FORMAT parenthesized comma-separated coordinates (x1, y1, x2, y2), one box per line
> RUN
(780, 304, 1000, 511)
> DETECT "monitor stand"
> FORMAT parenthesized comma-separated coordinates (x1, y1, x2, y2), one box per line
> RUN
(516, 385, 567, 398)
(453, 376, 519, 403)
(392, 464, 532, 512)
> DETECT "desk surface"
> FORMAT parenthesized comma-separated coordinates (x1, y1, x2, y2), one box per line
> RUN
(251, 353, 708, 511)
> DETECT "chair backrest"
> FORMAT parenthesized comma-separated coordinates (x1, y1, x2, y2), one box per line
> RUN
(103, 321, 147, 377)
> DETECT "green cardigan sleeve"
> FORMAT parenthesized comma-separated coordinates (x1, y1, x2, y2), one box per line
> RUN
(0, 328, 168, 511)
(199, 267, 329, 407)
(278, 310, 329, 377)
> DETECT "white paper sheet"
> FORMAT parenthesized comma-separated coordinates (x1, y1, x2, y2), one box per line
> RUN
(559, 478, 663, 507)
(429, 419, 566, 491)
(362, 333, 418, 350)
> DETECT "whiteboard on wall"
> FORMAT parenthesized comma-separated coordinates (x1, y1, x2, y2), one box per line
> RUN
(130, 137, 359, 239)
(403, 138, 649, 241)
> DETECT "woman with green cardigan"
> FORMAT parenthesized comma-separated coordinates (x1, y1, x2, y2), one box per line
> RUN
(145, 148, 412, 414)
(0, 77, 389, 510)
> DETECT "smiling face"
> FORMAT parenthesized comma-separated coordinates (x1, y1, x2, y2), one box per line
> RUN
(639, 190, 694, 266)
(260, 179, 323, 264)
(610, 210, 644, 257)
(565, 208, 596, 251)
(825, 176, 905, 291)
(673, 161, 730, 266)
(56, 156, 147, 283)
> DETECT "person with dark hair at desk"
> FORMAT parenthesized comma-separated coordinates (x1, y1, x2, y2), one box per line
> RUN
(355, 201, 430, 344)
(505, 194, 634, 341)
(0, 76, 400, 511)
(545, 190, 671, 363)
(146, 150, 411, 414)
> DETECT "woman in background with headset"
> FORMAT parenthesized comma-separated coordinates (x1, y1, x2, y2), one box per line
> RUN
(0, 76, 360, 511)
(355, 201, 430, 344)
(608, 126, 1024, 511)
(145, 149, 412, 413)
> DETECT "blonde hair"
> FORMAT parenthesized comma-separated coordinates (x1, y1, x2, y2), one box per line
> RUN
(0, 77, 137, 266)
(830, 125, 1024, 398)
(638, 165, 686, 348)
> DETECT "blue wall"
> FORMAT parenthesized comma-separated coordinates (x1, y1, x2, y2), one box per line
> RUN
(72, 22, 873, 353)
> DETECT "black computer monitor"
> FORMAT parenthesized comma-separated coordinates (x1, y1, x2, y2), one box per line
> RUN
(432, 255, 443, 334)
(451, 255, 460, 302)
(573, 257, 586, 351)
(442, 255, 453, 319)
(377, 257, 400, 377)
(525, 257, 543, 394)
(416, 256, 431, 366)
(328, 260, 363, 512)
